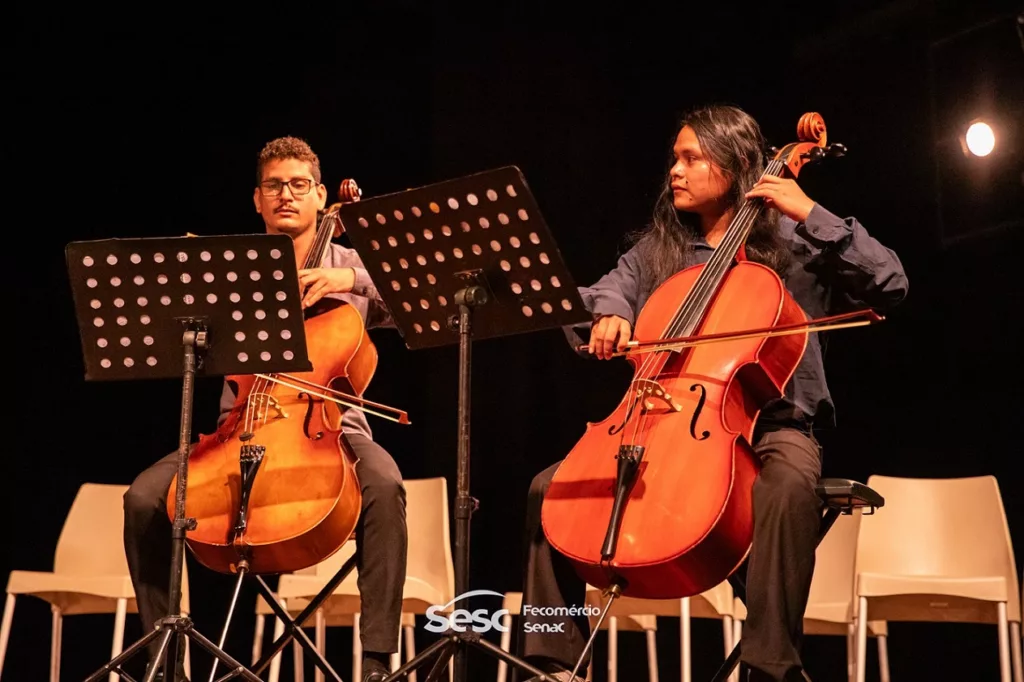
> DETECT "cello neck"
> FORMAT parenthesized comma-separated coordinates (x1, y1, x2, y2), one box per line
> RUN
(305, 211, 336, 270)
(305, 177, 361, 270)
(660, 158, 789, 343)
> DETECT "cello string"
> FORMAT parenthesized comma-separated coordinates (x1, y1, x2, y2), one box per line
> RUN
(662, 158, 785, 342)
(630, 160, 778, 388)
(623, 176, 767, 447)
(602, 158, 782, 450)
(624, 163, 772, 444)
(626, 159, 784, 444)
(635, 158, 784, 380)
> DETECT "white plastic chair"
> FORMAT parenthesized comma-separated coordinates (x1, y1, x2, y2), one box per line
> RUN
(0, 482, 191, 682)
(852, 475, 1022, 682)
(803, 507, 889, 682)
(585, 581, 738, 682)
(254, 477, 455, 682)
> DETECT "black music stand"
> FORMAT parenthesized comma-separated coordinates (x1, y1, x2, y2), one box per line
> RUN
(338, 166, 592, 682)
(67, 234, 313, 682)
(709, 479, 885, 682)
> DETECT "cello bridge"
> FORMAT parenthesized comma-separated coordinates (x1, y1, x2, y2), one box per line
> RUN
(632, 379, 682, 413)
(252, 393, 289, 421)
(265, 395, 288, 419)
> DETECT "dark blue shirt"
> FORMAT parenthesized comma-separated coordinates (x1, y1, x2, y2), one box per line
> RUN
(567, 203, 909, 433)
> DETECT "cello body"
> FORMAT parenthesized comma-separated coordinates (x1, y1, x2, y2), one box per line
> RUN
(167, 178, 379, 576)
(541, 112, 840, 600)
(541, 261, 807, 599)
(167, 301, 377, 575)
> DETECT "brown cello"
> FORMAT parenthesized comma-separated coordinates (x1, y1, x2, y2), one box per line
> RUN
(540, 113, 870, 601)
(167, 178, 409, 575)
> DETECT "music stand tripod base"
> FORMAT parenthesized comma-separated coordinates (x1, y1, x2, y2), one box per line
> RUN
(339, 166, 591, 682)
(66, 234, 313, 682)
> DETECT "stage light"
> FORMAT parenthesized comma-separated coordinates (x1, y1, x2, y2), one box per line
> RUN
(929, 12, 1023, 245)
(964, 120, 996, 157)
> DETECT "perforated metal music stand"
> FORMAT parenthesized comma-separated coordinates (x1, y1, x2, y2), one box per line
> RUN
(67, 233, 311, 682)
(338, 166, 592, 682)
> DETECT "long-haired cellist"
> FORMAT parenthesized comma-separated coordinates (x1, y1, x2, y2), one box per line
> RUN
(517, 105, 907, 682)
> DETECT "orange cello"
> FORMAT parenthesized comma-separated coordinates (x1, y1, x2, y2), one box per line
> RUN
(541, 113, 865, 600)
(167, 178, 409, 576)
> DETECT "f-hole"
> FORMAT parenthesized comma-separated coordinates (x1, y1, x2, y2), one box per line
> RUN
(299, 392, 323, 440)
(689, 383, 710, 440)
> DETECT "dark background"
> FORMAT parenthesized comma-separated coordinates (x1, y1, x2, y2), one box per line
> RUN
(4, 3, 1023, 680)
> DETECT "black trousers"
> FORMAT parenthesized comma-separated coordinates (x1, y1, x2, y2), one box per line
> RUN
(123, 432, 408, 662)
(517, 428, 822, 682)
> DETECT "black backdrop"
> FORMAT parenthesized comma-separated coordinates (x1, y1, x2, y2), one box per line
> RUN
(4, 4, 1022, 681)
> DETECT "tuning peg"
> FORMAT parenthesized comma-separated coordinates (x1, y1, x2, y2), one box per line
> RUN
(802, 146, 826, 162)
(826, 143, 847, 158)
(766, 145, 780, 157)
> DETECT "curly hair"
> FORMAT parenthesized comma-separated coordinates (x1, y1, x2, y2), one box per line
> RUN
(256, 136, 322, 185)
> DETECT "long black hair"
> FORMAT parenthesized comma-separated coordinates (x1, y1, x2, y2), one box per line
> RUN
(630, 105, 790, 291)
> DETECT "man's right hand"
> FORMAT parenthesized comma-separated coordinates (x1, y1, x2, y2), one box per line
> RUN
(588, 315, 632, 360)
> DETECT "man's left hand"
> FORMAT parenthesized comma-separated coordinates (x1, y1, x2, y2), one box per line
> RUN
(298, 267, 356, 308)
(745, 175, 815, 223)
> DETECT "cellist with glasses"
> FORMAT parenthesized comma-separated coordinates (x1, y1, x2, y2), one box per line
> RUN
(122, 137, 408, 682)
(517, 105, 907, 682)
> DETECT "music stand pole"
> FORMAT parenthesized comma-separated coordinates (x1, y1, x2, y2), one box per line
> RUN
(337, 166, 593, 682)
(451, 283, 486, 682)
(67, 233, 317, 682)
(165, 322, 205, 680)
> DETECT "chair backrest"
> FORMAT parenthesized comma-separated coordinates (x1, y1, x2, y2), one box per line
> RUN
(806, 508, 862, 619)
(401, 477, 455, 606)
(53, 483, 132, 577)
(308, 477, 455, 608)
(51, 482, 191, 613)
(856, 474, 1019, 621)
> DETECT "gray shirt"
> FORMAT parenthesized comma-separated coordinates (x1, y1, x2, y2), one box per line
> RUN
(566, 203, 909, 433)
(217, 242, 394, 440)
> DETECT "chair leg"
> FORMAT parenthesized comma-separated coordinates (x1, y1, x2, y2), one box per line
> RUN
(645, 627, 658, 682)
(999, 602, 1012, 682)
(680, 598, 691, 682)
(731, 618, 742, 682)
(876, 635, 890, 682)
(109, 598, 127, 682)
(497, 613, 511, 682)
(269, 612, 285, 682)
(352, 612, 362, 682)
(390, 625, 401, 672)
(293, 635, 303, 682)
(855, 599, 868, 682)
(184, 636, 191, 679)
(1010, 621, 1022, 682)
(404, 623, 417, 682)
(845, 624, 855, 682)
(0, 593, 15, 676)
(723, 616, 738, 682)
(252, 614, 266, 664)
(292, 598, 303, 682)
(315, 609, 326, 682)
(50, 605, 62, 682)
(608, 616, 617, 682)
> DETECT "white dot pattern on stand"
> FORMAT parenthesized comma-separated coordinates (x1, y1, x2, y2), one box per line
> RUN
(334, 172, 581, 340)
(71, 239, 307, 376)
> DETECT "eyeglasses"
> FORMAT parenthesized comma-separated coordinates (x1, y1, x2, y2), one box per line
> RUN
(259, 178, 316, 197)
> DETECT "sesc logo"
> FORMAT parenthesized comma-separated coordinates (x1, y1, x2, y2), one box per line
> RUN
(424, 589, 510, 634)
